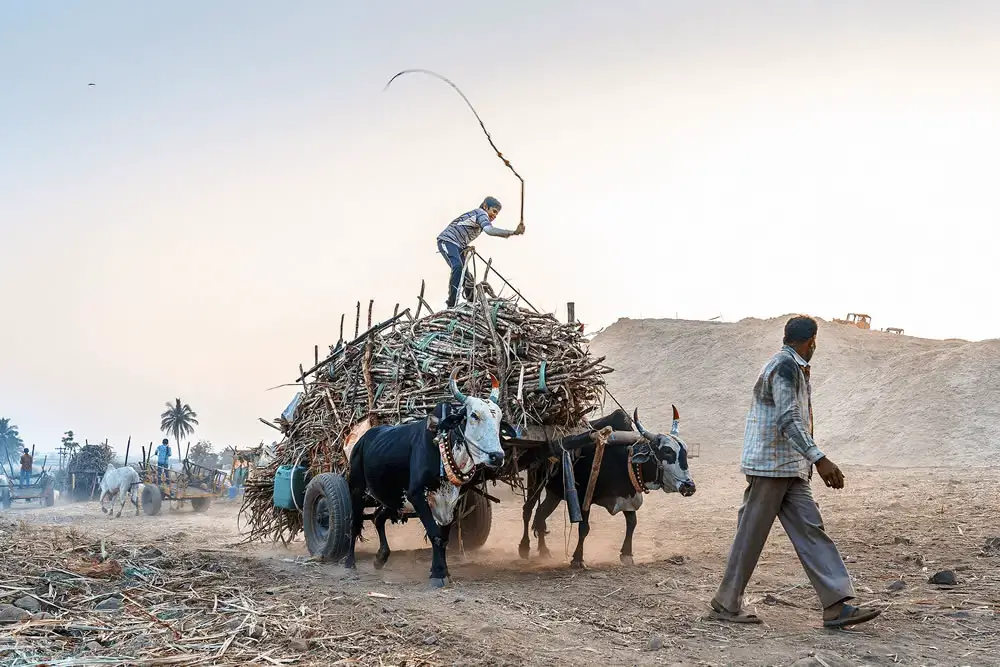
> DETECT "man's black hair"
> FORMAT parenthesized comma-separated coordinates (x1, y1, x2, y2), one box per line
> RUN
(783, 315, 818, 345)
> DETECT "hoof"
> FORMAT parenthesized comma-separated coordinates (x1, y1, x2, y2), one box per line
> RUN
(620, 555, 635, 566)
(570, 559, 586, 570)
(374, 551, 390, 570)
(539, 548, 552, 560)
(518, 543, 530, 560)
(428, 578, 446, 589)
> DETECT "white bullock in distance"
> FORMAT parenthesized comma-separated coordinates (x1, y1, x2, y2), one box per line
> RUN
(99, 464, 141, 518)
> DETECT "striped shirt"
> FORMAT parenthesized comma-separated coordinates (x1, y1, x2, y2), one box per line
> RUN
(437, 208, 493, 249)
(741, 345, 825, 480)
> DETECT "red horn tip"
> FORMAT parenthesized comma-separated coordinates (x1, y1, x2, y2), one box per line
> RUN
(672, 404, 680, 420)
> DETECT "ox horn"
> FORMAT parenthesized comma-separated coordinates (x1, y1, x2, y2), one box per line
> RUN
(449, 369, 468, 403)
(488, 373, 501, 404)
(633, 408, 654, 441)
(670, 404, 680, 436)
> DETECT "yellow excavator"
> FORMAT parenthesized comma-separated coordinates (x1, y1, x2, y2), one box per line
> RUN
(832, 313, 871, 330)
(832, 313, 904, 335)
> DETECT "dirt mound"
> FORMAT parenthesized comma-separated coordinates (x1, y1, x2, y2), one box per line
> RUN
(589, 316, 1000, 467)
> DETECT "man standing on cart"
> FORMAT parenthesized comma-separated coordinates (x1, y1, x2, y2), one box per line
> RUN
(155, 438, 171, 484)
(19, 448, 32, 488)
(436, 196, 524, 308)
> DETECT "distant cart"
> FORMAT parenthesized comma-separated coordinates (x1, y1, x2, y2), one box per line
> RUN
(1, 469, 55, 509)
(138, 458, 227, 516)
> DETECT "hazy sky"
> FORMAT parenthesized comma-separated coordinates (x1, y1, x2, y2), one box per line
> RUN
(2, 1, 998, 453)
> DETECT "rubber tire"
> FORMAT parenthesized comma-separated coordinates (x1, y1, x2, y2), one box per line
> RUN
(141, 484, 163, 516)
(190, 497, 211, 513)
(43, 485, 55, 507)
(303, 472, 352, 562)
(1, 487, 10, 510)
(449, 489, 493, 551)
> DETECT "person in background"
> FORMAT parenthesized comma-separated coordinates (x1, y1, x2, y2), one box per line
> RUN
(436, 196, 524, 308)
(19, 448, 32, 488)
(709, 315, 882, 629)
(155, 438, 171, 484)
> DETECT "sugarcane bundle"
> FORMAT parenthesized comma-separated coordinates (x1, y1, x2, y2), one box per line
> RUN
(240, 288, 612, 544)
(67, 443, 115, 474)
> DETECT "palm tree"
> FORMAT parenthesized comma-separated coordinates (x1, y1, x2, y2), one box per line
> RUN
(0, 417, 25, 462)
(160, 399, 199, 457)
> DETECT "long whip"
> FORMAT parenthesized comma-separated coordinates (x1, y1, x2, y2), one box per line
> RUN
(383, 69, 525, 226)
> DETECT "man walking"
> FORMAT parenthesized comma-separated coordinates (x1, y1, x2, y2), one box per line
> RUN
(155, 438, 171, 484)
(709, 315, 881, 628)
(19, 448, 32, 488)
(436, 196, 524, 308)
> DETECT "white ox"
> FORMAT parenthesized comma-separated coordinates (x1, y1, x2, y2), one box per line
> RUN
(99, 464, 141, 518)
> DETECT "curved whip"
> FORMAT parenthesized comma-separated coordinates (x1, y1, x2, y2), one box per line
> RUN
(383, 69, 525, 225)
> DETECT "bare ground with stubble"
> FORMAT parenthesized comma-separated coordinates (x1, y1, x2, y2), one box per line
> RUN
(3, 463, 999, 666)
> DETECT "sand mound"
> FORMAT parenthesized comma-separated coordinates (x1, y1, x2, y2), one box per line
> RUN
(589, 316, 1000, 467)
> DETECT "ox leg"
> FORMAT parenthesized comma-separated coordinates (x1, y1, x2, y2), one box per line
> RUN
(373, 508, 392, 570)
(620, 510, 637, 565)
(519, 470, 544, 559)
(408, 493, 449, 587)
(570, 510, 592, 569)
(533, 490, 562, 559)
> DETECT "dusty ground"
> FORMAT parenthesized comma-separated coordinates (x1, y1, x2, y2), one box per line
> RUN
(3, 464, 999, 666)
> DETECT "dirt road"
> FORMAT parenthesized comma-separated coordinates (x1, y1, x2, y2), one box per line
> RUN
(3, 464, 999, 666)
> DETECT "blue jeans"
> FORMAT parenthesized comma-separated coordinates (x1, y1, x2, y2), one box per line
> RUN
(157, 463, 169, 483)
(19, 470, 30, 488)
(437, 240, 472, 307)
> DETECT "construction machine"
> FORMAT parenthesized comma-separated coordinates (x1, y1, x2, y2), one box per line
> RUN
(832, 313, 871, 330)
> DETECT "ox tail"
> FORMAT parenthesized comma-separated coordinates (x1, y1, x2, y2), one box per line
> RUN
(347, 434, 366, 542)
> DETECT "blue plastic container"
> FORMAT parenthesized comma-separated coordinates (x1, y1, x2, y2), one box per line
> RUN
(273, 465, 309, 510)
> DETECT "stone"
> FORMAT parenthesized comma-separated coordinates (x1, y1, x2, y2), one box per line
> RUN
(423, 635, 439, 646)
(95, 597, 122, 612)
(929, 570, 957, 586)
(85, 640, 103, 652)
(789, 651, 854, 667)
(14, 596, 41, 613)
(887, 579, 907, 592)
(32, 612, 54, 621)
(589, 572, 608, 580)
(0, 604, 31, 624)
(646, 634, 665, 651)
(893, 536, 912, 545)
(288, 638, 311, 652)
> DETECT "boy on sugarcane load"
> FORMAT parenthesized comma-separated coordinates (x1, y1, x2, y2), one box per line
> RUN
(436, 197, 524, 308)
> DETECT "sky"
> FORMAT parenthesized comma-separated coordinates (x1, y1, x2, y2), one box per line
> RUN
(2, 1, 999, 454)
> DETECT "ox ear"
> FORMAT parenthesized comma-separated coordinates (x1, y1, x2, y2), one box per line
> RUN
(488, 374, 501, 404)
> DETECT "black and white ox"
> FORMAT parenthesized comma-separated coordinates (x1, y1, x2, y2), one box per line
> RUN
(520, 406, 696, 568)
(99, 464, 141, 518)
(345, 371, 506, 587)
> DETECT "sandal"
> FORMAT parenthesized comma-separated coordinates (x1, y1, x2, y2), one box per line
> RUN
(823, 603, 882, 628)
(708, 598, 763, 624)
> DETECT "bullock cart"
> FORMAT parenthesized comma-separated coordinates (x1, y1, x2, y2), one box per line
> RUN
(240, 271, 620, 564)
(136, 455, 227, 516)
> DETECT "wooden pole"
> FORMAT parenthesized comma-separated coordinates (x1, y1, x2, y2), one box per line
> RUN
(184, 441, 190, 462)
(415, 280, 426, 319)
(567, 302, 576, 324)
(367, 299, 374, 329)
(354, 301, 361, 338)
(124, 436, 131, 466)
(339, 314, 345, 343)
(314, 345, 319, 366)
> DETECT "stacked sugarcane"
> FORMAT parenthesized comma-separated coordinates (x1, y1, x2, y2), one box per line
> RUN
(66, 443, 115, 475)
(240, 286, 613, 545)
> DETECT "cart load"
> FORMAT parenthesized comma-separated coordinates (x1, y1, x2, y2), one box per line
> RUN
(64, 443, 115, 502)
(240, 287, 613, 546)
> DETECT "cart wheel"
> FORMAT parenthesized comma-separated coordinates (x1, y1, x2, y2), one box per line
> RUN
(449, 489, 493, 551)
(141, 484, 163, 516)
(1, 487, 10, 510)
(43, 484, 55, 507)
(190, 497, 211, 513)
(303, 473, 352, 561)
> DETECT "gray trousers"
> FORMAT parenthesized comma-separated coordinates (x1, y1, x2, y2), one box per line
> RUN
(714, 475, 855, 612)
